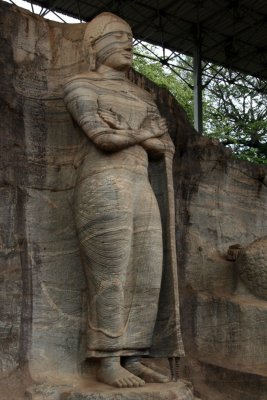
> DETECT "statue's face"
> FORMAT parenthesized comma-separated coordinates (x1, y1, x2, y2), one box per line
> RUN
(94, 23, 133, 71)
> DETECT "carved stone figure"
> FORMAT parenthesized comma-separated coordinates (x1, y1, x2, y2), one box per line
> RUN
(63, 12, 184, 388)
(2, 4, 267, 399)
(235, 236, 267, 300)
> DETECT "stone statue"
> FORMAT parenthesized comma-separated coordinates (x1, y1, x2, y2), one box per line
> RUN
(64, 12, 184, 388)
(235, 236, 267, 300)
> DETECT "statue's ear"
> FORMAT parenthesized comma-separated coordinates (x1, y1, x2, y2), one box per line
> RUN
(83, 39, 96, 71)
(88, 42, 96, 71)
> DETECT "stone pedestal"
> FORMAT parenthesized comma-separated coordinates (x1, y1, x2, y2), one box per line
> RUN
(26, 380, 199, 400)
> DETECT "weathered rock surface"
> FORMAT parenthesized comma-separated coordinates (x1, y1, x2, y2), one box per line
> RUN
(0, 3, 88, 397)
(1, 2, 267, 400)
(175, 138, 267, 399)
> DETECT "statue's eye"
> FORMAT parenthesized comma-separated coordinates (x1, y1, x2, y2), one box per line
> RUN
(114, 32, 123, 39)
(113, 32, 132, 41)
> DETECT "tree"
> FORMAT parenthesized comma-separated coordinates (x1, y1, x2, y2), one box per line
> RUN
(133, 43, 267, 164)
(133, 44, 194, 124)
(203, 66, 267, 164)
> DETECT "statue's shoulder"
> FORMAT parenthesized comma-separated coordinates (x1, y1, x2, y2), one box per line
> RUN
(64, 72, 103, 92)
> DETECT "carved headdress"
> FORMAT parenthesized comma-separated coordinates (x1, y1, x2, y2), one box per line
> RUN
(83, 12, 132, 70)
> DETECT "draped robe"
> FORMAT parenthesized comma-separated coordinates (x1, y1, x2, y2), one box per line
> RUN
(64, 71, 184, 358)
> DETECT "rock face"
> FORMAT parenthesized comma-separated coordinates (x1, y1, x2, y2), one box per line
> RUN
(175, 142, 267, 398)
(0, 4, 88, 397)
(0, 2, 267, 400)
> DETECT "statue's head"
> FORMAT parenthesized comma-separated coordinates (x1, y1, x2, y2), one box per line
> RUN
(83, 12, 133, 71)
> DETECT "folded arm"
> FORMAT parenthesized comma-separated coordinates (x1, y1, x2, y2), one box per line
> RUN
(97, 108, 173, 158)
(63, 78, 163, 152)
(142, 134, 175, 159)
(140, 117, 175, 158)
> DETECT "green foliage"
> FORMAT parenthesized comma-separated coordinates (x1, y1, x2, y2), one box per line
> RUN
(133, 46, 194, 124)
(204, 67, 267, 164)
(133, 44, 267, 165)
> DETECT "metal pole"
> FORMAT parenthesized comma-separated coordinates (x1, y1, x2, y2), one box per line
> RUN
(193, 25, 203, 134)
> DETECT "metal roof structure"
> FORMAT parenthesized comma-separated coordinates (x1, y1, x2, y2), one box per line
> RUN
(18, 0, 267, 81)
(6, 0, 267, 134)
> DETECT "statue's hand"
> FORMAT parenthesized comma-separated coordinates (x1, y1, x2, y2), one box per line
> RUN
(142, 116, 168, 138)
(142, 135, 175, 158)
(98, 108, 130, 130)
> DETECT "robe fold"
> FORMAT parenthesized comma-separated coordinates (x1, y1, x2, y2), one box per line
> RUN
(64, 72, 184, 358)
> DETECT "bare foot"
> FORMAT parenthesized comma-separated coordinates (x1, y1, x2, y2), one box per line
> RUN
(123, 357, 170, 383)
(97, 357, 145, 388)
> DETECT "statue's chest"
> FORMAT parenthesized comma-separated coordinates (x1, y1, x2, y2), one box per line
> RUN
(97, 82, 154, 129)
